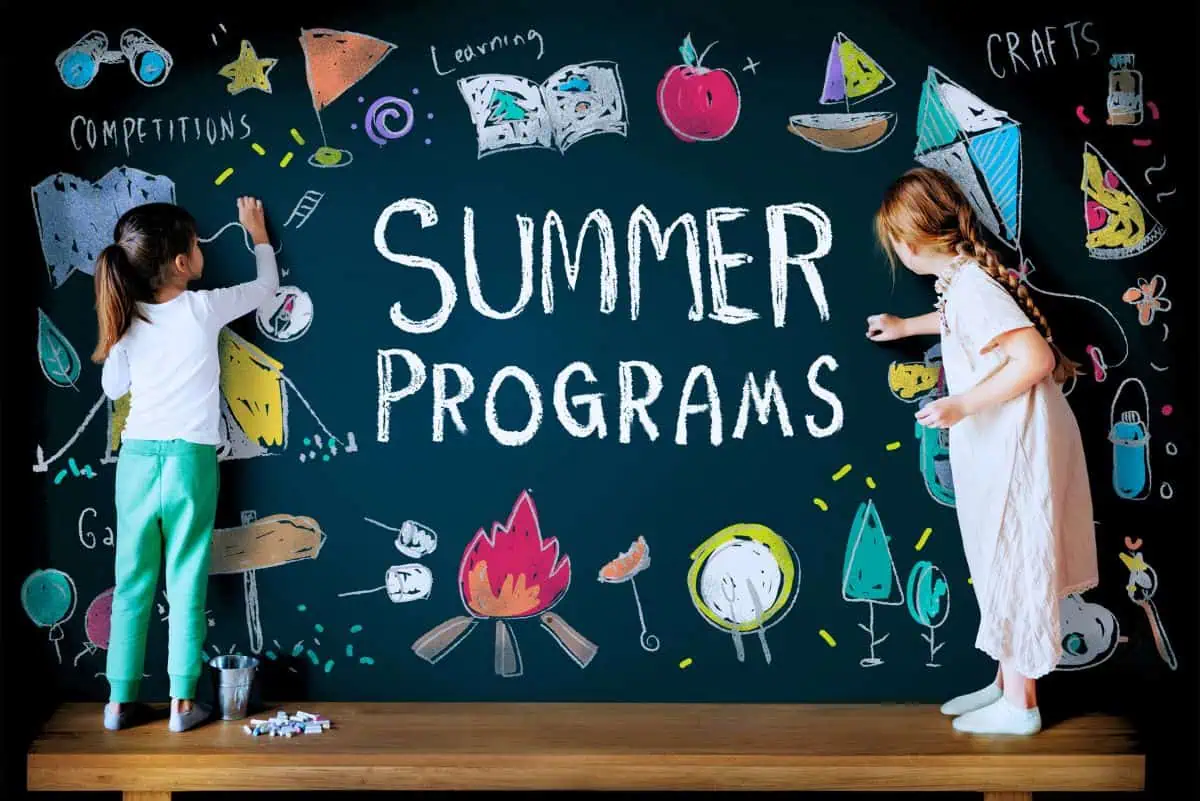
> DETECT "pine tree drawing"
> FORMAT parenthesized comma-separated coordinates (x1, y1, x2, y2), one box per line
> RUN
(487, 89, 529, 123)
(841, 499, 904, 667)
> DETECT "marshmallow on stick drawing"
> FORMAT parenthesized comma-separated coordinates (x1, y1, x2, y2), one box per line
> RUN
(209, 513, 325, 654)
(338, 565, 433, 603)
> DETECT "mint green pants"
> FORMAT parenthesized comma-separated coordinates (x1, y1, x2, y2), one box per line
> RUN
(107, 439, 218, 703)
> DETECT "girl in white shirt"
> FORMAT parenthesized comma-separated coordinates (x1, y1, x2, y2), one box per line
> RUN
(93, 197, 279, 732)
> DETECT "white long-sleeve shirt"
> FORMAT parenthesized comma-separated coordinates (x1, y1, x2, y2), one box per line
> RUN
(101, 244, 280, 445)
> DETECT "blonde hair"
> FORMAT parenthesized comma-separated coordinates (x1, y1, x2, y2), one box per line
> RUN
(874, 167, 1080, 384)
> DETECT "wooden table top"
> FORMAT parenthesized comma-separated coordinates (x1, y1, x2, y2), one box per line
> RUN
(27, 702, 1145, 792)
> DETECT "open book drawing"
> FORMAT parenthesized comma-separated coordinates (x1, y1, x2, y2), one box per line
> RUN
(458, 60, 628, 158)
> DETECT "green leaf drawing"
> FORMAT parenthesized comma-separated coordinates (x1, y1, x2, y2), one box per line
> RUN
(37, 308, 81, 390)
(680, 34, 698, 67)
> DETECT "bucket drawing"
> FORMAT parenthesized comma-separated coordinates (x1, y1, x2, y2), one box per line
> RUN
(1109, 377, 1151, 500)
(209, 654, 259, 720)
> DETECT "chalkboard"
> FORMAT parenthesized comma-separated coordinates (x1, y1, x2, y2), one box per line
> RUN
(8, 0, 1198, 711)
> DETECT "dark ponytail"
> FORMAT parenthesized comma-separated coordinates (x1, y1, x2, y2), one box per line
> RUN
(91, 202, 198, 363)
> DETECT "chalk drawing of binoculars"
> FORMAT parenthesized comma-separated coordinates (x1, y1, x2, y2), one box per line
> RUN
(55, 29, 173, 89)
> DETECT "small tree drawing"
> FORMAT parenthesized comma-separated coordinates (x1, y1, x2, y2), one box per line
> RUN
(906, 560, 950, 667)
(841, 499, 904, 667)
(488, 89, 530, 123)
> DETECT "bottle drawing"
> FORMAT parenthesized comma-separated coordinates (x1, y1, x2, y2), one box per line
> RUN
(1106, 54, 1143, 126)
(1109, 378, 1151, 500)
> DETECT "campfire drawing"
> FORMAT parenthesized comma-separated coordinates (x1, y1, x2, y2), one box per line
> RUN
(412, 491, 597, 678)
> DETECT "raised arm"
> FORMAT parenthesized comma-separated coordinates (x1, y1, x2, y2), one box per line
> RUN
(204, 244, 280, 326)
(203, 197, 280, 326)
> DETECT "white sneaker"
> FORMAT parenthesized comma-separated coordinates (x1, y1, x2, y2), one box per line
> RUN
(939, 681, 1002, 716)
(952, 696, 1042, 736)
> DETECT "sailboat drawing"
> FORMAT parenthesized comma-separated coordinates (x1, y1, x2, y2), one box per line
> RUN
(788, 32, 897, 153)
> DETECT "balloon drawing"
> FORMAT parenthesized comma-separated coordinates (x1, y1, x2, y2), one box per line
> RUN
(21, 568, 77, 664)
(74, 587, 115, 666)
(687, 523, 799, 665)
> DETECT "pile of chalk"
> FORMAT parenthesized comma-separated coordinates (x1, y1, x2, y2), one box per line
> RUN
(243, 710, 332, 737)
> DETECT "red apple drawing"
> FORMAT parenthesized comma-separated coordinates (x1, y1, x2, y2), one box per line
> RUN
(657, 34, 741, 142)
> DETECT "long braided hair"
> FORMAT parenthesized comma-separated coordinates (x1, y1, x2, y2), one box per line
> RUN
(874, 167, 1081, 384)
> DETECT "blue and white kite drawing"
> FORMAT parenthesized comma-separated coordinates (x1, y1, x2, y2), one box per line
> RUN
(32, 166, 177, 288)
(914, 67, 1022, 253)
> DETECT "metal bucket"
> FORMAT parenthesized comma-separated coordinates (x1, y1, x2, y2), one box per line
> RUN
(209, 654, 259, 720)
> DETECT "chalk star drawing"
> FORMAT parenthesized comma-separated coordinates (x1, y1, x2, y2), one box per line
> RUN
(219, 39, 277, 95)
(743, 57, 760, 74)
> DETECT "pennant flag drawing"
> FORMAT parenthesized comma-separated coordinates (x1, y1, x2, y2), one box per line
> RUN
(1082, 142, 1166, 259)
(788, 32, 896, 153)
(298, 28, 396, 168)
(914, 67, 1022, 252)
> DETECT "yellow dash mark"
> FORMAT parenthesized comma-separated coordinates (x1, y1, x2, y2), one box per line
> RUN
(886, 441, 902, 451)
(865, 476, 876, 489)
(290, 128, 305, 145)
(678, 657, 693, 669)
(915, 528, 933, 551)
(832, 464, 852, 481)
(818, 629, 836, 647)
(279, 152, 294, 168)
(813, 498, 828, 512)
(214, 167, 234, 185)
(251, 142, 266, 156)
(967, 577, 973, 585)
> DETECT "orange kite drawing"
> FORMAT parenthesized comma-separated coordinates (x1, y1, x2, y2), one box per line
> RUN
(299, 27, 396, 169)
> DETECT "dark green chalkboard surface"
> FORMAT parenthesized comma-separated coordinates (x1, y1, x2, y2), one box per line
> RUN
(5, 0, 1197, 716)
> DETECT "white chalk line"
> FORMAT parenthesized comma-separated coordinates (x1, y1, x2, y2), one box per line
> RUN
(1143, 155, 1167, 185)
(33, 393, 107, 471)
(1025, 278, 1129, 368)
(198, 221, 283, 255)
(280, 373, 336, 442)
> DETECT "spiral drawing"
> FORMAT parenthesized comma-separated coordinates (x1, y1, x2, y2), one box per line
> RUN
(364, 96, 414, 145)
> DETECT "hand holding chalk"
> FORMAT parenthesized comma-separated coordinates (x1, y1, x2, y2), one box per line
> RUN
(866, 313, 905, 342)
(237, 196, 270, 246)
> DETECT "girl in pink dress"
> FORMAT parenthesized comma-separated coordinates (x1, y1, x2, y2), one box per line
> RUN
(867, 168, 1099, 736)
